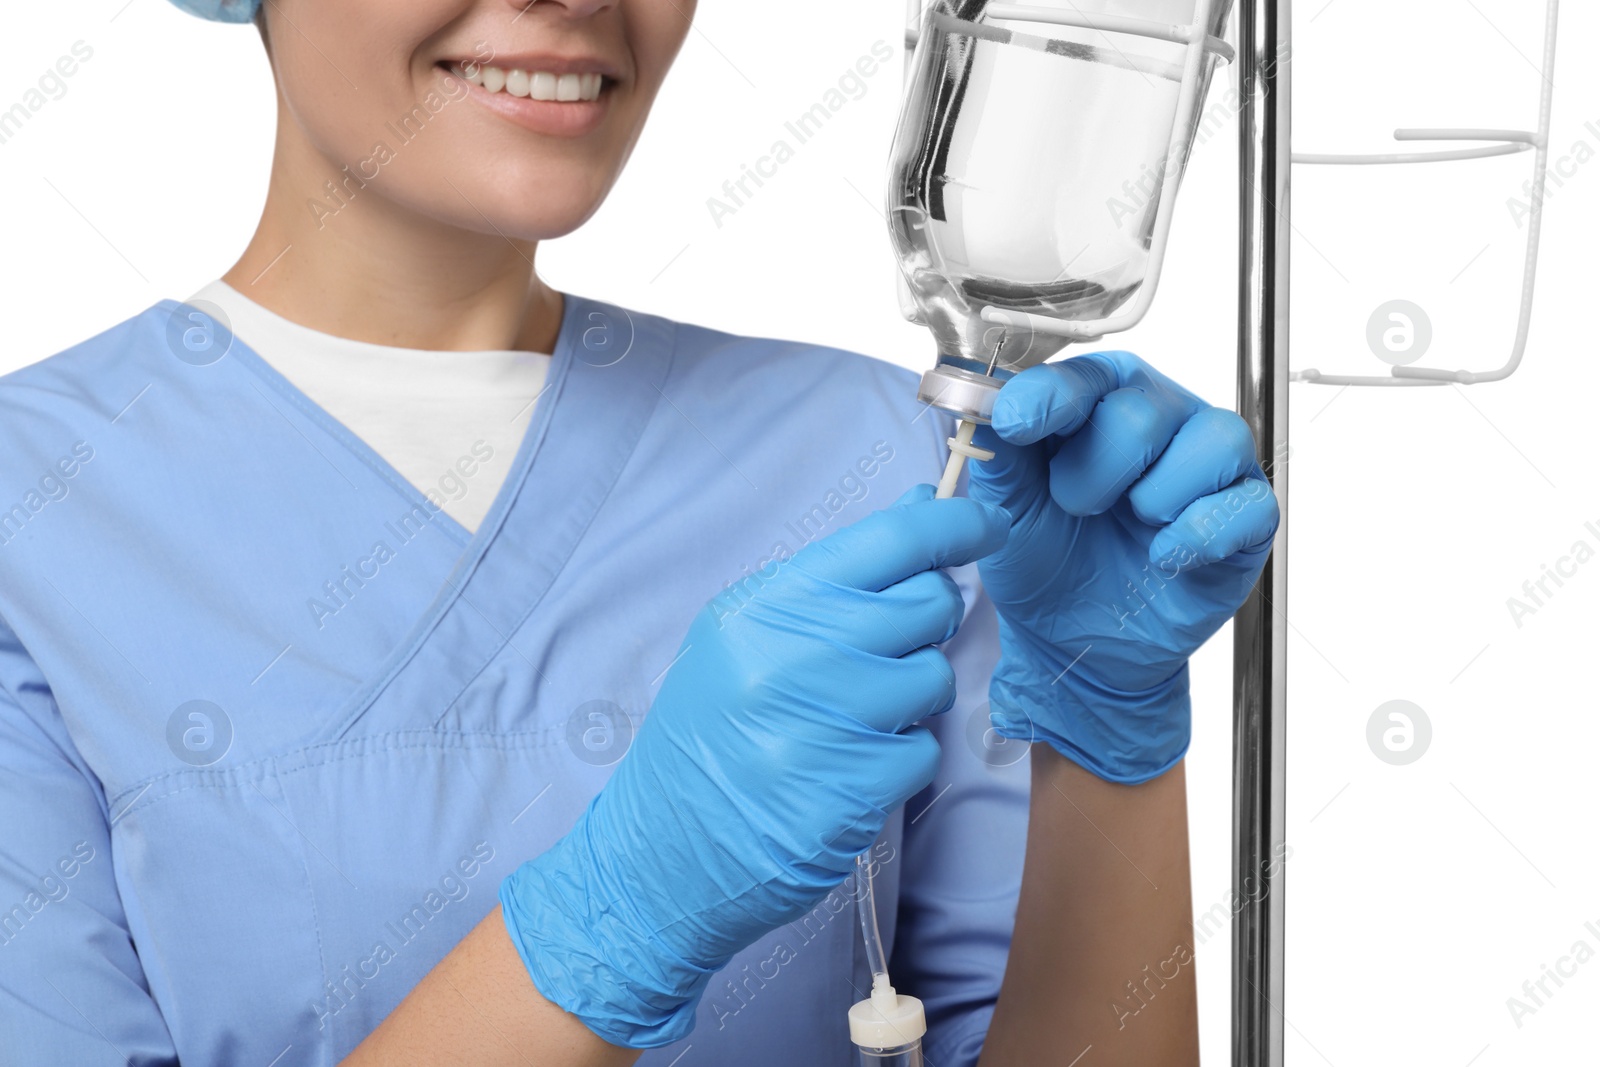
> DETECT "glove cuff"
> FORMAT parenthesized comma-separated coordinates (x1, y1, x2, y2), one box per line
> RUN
(499, 805, 716, 1048)
(991, 662, 1191, 785)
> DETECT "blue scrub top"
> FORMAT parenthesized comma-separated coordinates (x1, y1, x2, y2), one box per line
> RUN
(0, 294, 1029, 1066)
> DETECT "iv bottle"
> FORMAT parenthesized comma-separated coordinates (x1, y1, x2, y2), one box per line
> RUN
(887, 0, 1233, 420)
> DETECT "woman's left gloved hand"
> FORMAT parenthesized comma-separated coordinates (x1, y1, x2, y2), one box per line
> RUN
(968, 351, 1280, 784)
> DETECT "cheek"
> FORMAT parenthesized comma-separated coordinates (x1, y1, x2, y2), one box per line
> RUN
(631, 0, 695, 87)
(270, 0, 442, 165)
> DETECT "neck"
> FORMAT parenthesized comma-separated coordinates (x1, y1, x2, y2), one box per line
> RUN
(222, 102, 564, 355)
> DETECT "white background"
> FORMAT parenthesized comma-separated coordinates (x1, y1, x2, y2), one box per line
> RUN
(2, 1, 1596, 1063)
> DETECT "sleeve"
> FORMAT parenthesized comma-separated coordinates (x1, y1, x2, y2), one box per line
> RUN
(0, 616, 179, 1066)
(889, 563, 1031, 1067)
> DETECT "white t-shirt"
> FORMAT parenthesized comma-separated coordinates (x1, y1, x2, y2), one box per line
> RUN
(195, 280, 550, 534)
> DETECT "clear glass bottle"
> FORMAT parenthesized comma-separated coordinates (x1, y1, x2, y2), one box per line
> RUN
(857, 1039, 923, 1067)
(887, 0, 1232, 419)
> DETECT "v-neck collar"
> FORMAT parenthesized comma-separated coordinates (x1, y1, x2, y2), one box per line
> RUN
(219, 294, 578, 552)
(205, 292, 676, 743)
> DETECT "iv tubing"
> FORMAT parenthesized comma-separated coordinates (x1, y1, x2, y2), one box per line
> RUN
(855, 852, 891, 982)
(851, 851, 924, 1056)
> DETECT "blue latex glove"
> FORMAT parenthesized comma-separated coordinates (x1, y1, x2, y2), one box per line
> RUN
(500, 485, 1009, 1047)
(969, 351, 1280, 784)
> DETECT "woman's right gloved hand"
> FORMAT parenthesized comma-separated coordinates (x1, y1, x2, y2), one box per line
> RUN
(499, 485, 1009, 1049)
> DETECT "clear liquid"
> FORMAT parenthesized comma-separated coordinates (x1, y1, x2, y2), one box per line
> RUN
(857, 1042, 923, 1067)
(887, 6, 1215, 372)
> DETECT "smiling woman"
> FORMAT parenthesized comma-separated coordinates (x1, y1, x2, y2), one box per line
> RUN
(0, 2, 1269, 1066)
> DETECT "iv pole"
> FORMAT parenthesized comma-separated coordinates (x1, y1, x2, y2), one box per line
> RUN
(1234, 0, 1289, 1065)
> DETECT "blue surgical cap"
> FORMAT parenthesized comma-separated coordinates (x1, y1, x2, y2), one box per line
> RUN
(168, 0, 262, 22)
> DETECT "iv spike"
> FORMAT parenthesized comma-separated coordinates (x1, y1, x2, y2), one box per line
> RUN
(986, 335, 1005, 376)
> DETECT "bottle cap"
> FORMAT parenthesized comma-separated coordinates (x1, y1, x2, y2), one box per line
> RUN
(848, 977, 926, 1051)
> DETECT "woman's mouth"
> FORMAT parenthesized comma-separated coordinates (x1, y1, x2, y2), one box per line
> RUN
(450, 63, 607, 103)
(442, 62, 613, 137)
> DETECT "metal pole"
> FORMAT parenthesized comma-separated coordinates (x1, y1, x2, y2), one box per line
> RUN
(1234, 0, 1290, 1065)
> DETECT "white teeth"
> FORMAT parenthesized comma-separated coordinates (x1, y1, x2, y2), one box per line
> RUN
(460, 65, 605, 102)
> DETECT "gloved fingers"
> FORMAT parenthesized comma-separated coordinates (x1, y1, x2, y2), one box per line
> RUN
(775, 569, 966, 659)
(1127, 407, 1262, 526)
(988, 354, 1121, 446)
(1046, 385, 1194, 516)
(1147, 475, 1280, 573)
(966, 425, 1051, 520)
(843, 569, 967, 658)
(892, 483, 933, 507)
(860, 724, 944, 815)
(794, 487, 1009, 591)
(844, 644, 959, 734)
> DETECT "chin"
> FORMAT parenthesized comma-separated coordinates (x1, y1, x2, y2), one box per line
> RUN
(374, 154, 618, 242)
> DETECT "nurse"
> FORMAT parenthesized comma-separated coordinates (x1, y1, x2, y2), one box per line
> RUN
(0, 2, 1278, 1065)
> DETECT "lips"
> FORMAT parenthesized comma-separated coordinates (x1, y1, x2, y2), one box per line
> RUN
(441, 61, 614, 137)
